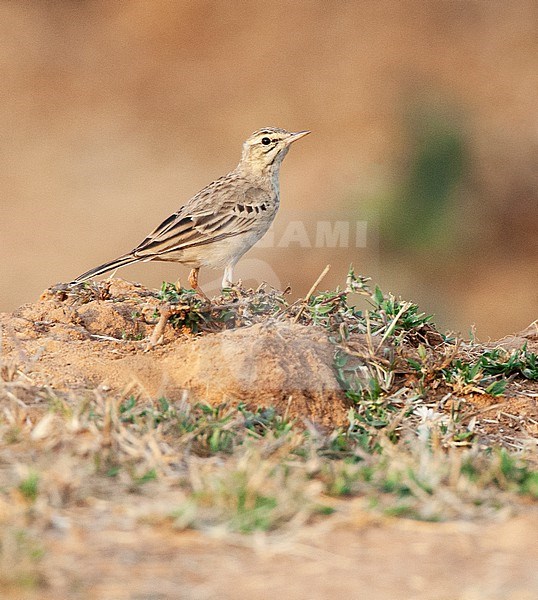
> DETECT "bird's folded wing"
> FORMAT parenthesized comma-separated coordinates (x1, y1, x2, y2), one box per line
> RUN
(132, 185, 272, 257)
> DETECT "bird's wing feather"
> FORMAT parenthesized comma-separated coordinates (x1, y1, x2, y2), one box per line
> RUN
(132, 179, 273, 258)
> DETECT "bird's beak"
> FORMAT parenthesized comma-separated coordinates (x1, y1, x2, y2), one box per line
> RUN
(285, 130, 311, 144)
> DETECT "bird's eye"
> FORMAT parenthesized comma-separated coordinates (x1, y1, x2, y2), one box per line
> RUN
(261, 137, 271, 145)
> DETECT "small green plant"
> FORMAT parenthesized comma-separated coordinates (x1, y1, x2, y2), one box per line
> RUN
(228, 474, 279, 533)
(132, 468, 157, 485)
(239, 404, 294, 437)
(192, 403, 242, 454)
(334, 344, 400, 433)
(368, 285, 432, 338)
(443, 345, 537, 397)
(495, 450, 538, 497)
(119, 395, 177, 426)
(18, 472, 39, 503)
(157, 282, 207, 332)
(479, 346, 537, 380)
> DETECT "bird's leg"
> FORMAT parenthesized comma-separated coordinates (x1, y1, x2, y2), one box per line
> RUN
(188, 268, 210, 302)
(222, 265, 234, 289)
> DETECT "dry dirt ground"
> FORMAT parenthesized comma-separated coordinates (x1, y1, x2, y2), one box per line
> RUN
(1, 279, 537, 599)
(8, 508, 538, 600)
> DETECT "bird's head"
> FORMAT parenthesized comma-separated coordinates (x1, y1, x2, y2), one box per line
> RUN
(239, 127, 310, 177)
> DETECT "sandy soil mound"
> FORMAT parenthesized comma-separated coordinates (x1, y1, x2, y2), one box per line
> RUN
(0, 280, 352, 427)
(1, 279, 536, 432)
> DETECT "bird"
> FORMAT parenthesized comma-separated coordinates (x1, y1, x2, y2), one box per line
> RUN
(73, 127, 310, 299)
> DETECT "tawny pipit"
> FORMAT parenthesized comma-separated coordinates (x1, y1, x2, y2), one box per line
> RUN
(74, 127, 310, 298)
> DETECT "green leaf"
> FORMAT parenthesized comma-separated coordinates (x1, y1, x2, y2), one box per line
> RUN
(485, 379, 507, 397)
(373, 286, 384, 306)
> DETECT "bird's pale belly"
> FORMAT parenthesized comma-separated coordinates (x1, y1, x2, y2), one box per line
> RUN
(152, 224, 271, 269)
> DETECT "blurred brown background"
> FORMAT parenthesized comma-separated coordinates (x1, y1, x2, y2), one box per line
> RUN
(1, 1, 537, 339)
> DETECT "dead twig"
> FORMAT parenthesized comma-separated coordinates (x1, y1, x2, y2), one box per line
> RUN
(145, 304, 190, 351)
(293, 264, 331, 324)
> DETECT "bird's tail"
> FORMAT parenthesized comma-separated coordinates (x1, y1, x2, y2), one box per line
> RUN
(73, 254, 139, 283)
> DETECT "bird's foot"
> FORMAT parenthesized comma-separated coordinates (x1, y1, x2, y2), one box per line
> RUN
(188, 268, 211, 303)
